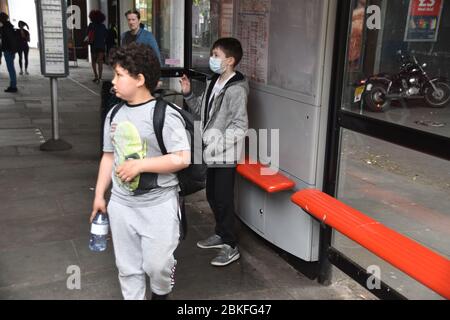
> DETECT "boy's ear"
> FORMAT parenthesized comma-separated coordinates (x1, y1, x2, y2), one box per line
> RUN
(136, 73, 146, 88)
(226, 56, 236, 68)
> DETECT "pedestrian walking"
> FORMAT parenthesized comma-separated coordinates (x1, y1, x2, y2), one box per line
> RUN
(0, 12, 18, 92)
(86, 10, 108, 83)
(17, 20, 30, 75)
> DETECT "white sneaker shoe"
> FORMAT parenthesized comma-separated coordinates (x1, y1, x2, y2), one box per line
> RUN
(210, 245, 240, 266)
(197, 234, 226, 249)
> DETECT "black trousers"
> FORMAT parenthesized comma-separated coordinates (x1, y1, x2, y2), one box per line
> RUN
(206, 167, 237, 247)
(18, 46, 29, 70)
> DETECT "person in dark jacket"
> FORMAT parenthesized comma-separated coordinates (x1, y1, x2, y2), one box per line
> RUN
(17, 21, 30, 75)
(0, 12, 18, 92)
(86, 10, 107, 83)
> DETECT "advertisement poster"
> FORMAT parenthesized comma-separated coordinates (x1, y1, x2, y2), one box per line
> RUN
(236, 0, 270, 84)
(404, 0, 444, 42)
(219, 0, 233, 37)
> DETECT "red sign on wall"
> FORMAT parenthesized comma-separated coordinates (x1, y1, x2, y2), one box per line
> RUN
(404, 0, 444, 41)
(410, 0, 442, 16)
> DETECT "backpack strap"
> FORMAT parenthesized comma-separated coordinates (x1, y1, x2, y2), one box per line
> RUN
(153, 98, 185, 155)
(153, 98, 187, 240)
(153, 98, 168, 155)
(109, 101, 126, 126)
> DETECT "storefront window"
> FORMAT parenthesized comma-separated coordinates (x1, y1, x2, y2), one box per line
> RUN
(134, 1, 184, 68)
(191, 0, 233, 70)
(135, 0, 153, 31)
(342, 0, 450, 138)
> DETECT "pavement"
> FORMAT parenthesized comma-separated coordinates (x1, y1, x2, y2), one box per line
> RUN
(0, 49, 372, 300)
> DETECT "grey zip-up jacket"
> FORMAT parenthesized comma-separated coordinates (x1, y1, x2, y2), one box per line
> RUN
(184, 71, 249, 167)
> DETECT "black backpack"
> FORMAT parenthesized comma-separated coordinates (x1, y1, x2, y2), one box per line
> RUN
(109, 98, 207, 239)
(14, 29, 22, 50)
(2, 25, 19, 53)
(152, 98, 207, 197)
(101, 81, 122, 126)
(100, 81, 122, 155)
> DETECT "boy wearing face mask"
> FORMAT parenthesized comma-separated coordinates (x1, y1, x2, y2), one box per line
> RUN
(179, 37, 248, 267)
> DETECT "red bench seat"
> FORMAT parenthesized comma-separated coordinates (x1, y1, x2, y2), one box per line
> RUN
(236, 159, 295, 193)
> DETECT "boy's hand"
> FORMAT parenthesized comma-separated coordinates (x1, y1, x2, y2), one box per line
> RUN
(179, 74, 191, 96)
(91, 197, 107, 223)
(116, 159, 142, 183)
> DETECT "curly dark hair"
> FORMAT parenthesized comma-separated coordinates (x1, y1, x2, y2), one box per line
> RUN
(109, 43, 161, 93)
(0, 12, 9, 24)
(89, 10, 106, 24)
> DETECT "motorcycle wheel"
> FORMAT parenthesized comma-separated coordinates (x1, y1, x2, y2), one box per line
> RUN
(424, 82, 450, 108)
(364, 85, 390, 112)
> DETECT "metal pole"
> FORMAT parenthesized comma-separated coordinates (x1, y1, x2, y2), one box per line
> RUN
(71, 0, 78, 67)
(318, 224, 333, 285)
(51, 77, 59, 140)
(38, 0, 71, 152)
(40, 77, 71, 151)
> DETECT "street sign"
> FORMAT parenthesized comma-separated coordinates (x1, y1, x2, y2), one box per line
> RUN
(36, 0, 69, 77)
(36, 0, 72, 151)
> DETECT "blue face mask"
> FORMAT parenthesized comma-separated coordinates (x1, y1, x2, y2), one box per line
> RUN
(209, 57, 224, 74)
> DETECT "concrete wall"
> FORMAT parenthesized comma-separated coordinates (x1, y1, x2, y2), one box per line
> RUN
(119, 0, 134, 39)
(0, 0, 8, 13)
(86, 0, 100, 13)
(99, 0, 108, 26)
(8, 0, 38, 48)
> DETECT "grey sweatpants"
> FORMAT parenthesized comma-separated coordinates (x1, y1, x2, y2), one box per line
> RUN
(107, 196, 180, 299)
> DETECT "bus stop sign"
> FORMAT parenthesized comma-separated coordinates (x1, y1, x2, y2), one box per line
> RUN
(36, 0, 69, 78)
(36, 0, 71, 151)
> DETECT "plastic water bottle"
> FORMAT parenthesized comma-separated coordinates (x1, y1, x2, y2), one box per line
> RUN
(89, 212, 109, 252)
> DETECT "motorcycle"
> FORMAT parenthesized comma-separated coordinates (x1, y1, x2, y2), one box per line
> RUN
(354, 51, 450, 112)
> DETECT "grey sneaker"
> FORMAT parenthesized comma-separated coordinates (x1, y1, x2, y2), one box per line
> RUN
(197, 234, 226, 249)
(211, 244, 240, 266)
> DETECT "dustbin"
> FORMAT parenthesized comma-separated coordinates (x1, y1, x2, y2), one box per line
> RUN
(100, 81, 122, 153)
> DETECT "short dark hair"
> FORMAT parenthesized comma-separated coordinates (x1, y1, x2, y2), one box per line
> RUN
(125, 8, 140, 20)
(211, 37, 243, 67)
(18, 21, 29, 29)
(109, 43, 161, 93)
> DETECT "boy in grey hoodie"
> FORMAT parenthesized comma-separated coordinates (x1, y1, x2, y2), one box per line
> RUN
(180, 37, 249, 266)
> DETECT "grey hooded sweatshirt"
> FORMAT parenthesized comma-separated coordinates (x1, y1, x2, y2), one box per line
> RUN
(184, 71, 249, 167)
